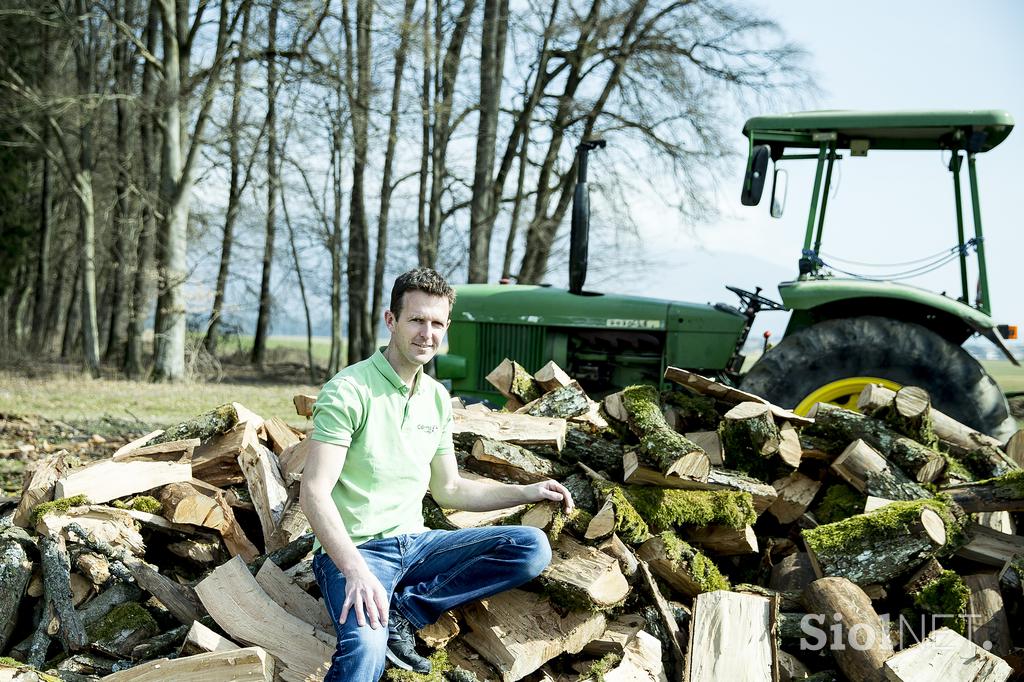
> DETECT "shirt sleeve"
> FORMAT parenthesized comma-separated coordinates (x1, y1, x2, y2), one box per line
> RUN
(311, 376, 365, 447)
(434, 395, 456, 459)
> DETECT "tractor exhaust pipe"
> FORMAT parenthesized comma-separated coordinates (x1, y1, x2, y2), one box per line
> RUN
(569, 139, 606, 295)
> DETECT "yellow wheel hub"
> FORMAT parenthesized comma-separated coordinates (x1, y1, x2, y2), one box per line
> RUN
(794, 377, 903, 415)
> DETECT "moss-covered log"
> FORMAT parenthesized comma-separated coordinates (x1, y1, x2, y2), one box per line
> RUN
(941, 469, 1024, 513)
(587, 480, 651, 545)
(145, 403, 256, 447)
(622, 385, 709, 481)
(524, 381, 590, 419)
(910, 569, 969, 635)
(831, 439, 930, 501)
(624, 486, 757, 532)
(637, 532, 728, 598)
(87, 602, 160, 658)
(485, 358, 542, 404)
(801, 499, 960, 586)
(806, 403, 946, 482)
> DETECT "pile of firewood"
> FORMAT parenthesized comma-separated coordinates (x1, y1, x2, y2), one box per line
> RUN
(2, 359, 1024, 682)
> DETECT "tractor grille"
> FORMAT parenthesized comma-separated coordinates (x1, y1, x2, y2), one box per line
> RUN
(477, 323, 546, 392)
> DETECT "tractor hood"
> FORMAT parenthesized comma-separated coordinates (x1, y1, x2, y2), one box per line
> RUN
(452, 284, 744, 332)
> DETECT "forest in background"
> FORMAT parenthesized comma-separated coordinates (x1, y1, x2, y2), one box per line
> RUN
(0, 0, 807, 383)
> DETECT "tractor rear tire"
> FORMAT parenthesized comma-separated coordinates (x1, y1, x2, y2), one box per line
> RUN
(740, 316, 1017, 442)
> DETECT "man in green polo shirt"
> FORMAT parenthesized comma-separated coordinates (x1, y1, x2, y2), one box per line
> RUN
(300, 268, 573, 681)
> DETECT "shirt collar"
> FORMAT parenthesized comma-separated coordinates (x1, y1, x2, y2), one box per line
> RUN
(371, 348, 423, 394)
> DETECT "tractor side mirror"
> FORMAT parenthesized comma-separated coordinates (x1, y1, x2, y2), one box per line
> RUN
(770, 168, 788, 218)
(741, 144, 771, 206)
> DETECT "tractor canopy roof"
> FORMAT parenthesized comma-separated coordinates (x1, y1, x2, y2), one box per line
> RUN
(743, 110, 1014, 152)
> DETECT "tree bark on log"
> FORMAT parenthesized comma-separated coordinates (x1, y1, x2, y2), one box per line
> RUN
(807, 403, 946, 482)
(802, 501, 948, 585)
(957, 522, 1024, 567)
(941, 472, 1024, 513)
(467, 437, 567, 483)
(831, 439, 930, 501)
(0, 537, 32, 651)
(146, 402, 263, 446)
(14, 452, 67, 528)
(637, 533, 726, 599)
(769, 473, 822, 524)
(802, 577, 894, 682)
(39, 533, 87, 654)
(623, 385, 710, 482)
(769, 552, 816, 595)
(683, 524, 758, 556)
(519, 381, 590, 419)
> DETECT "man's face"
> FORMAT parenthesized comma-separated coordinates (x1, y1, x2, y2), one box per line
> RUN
(385, 290, 451, 368)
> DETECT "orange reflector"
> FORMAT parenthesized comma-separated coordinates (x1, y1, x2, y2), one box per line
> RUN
(999, 324, 1018, 340)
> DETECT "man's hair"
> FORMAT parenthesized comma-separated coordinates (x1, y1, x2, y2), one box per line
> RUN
(389, 268, 456, 319)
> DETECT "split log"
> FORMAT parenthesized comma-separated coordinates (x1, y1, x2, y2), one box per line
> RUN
(453, 409, 567, 452)
(903, 557, 946, 594)
(255, 559, 334, 634)
(769, 473, 823, 524)
(942, 471, 1024, 513)
(603, 390, 628, 423)
(882, 626, 1012, 682)
(622, 385, 710, 481)
(211, 492, 260, 562)
(180, 619, 241, 655)
(637, 533, 728, 598)
(13, 452, 67, 528)
(579, 478, 650, 545)
(461, 588, 606, 682)
(157, 482, 224, 528)
(111, 437, 197, 463)
(266, 484, 310, 553)
(190, 421, 256, 487)
(769, 552, 817, 595)
(957, 523, 1024, 566)
(601, 629, 667, 682)
(520, 382, 590, 420)
(683, 524, 758, 556)
(294, 393, 316, 417)
(486, 358, 542, 403)
(975, 511, 1016, 534)
(534, 360, 572, 392)
(802, 500, 949, 585)
(37, 506, 146, 557)
(100, 646, 274, 681)
(663, 366, 813, 425)
(54, 459, 191, 505)
(965, 573, 1012, 657)
(111, 429, 164, 458)
(238, 442, 289, 546)
(685, 431, 723, 466)
(807, 403, 946, 482)
(278, 437, 311, 482)
(597, 534, 639, 578)
(195, 555, 334, 681)
(1006, 430, 1023, 468)
(75, 553, 110, 587)
(778, 421, 803, 468)
(831, 439, 930, 501)
(445, 505, 528, 529)
(39, 533, 88, 653)
(685, 590, 777, 682)
(467, 437, 567, 483)
(719, 401, 782, 475)
(146, 402, 264, 446)
(582, 613, 646, 657)
(128, 561, 204, 625)
(542, 535, 629, 610)
(623, 454, 777, 513)
(803, 577, 894, 682)
(636, 561, 686, 681)
(418, 611, 459, 649)
(167, 538, 222, 564)
(263, 416, 301, 455)
(0, 537, 31, 651)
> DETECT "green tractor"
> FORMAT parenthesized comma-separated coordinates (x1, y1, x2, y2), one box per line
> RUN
(436, 111, 1019, 441)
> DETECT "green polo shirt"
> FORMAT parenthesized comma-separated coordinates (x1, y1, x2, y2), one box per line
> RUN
(310, 349, 455, 547)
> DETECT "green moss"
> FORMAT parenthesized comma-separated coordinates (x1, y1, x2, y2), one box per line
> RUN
(974, 468, 1024, 496)
(112, 495, 162, 514)
(940, 452, 975, 483)
(661, 390, 719, 430)
(659, 531, 730, 592)
(384, 648, 451, 681)
(623, 385, 703, 470)
(812, 484, 865, 524)
(912, 570, 970, 635)
(30, 494, 90, 524)
(625, 486, 756, 531)
(580, 653, 622, 681)
(802, 498, 962, 557)
(147, 403, 238, 446)
(548, 507, 591, 542)
(87, 602, 158, 642)
(509, 363, 541, 404)
(592, 482, 650, 544)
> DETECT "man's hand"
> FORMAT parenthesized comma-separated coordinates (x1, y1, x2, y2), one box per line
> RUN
(523, 479, 575, 514)
(339, 564, 390, 630)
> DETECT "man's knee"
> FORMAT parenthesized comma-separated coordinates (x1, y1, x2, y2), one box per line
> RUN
(510, 525, 551, 579)
(333, 621, 389, 677)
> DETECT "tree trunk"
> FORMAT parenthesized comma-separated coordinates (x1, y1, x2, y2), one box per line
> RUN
(32, 129, 52, 347)
(328, 110, 344, 375)
(204, 1, 252, 356)
(61, 265, 81, 360)
(371, 0, 416, 328)
(346, 0, 373, 363)
(416, 0, 432, 267)
(467, 0, 508, 282)
(281, 188, 316, 384)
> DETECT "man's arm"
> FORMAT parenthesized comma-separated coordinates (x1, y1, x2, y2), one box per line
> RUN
(299, 439, 389, 630)
(428, 453, 574, 513)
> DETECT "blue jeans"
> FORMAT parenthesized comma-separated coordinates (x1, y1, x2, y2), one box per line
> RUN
(311, 526, 551, 682)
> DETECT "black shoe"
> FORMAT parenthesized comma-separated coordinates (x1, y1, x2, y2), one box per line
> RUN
(386, 611, 432, 674)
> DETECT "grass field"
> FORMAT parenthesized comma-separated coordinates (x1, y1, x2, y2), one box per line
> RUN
(983, 360, 1024, 394)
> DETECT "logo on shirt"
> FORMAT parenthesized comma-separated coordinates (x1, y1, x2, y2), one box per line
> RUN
(417, 423, 439, 434)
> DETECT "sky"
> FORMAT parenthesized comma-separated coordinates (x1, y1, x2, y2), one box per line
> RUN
(584, 0, 1024, 354)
